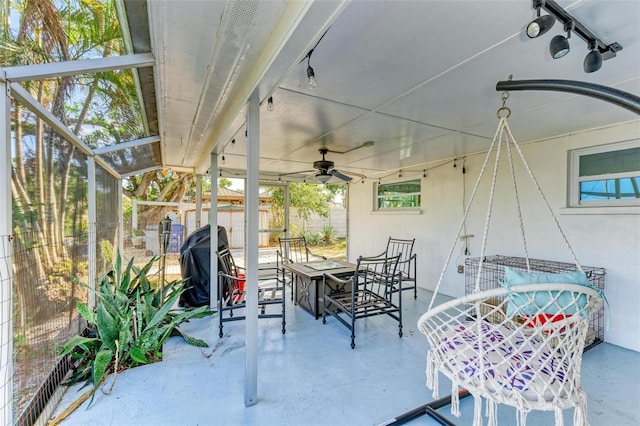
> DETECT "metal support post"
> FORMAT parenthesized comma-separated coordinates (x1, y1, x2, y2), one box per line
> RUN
(245, 90, 260, 407)
(195, 175, 202, 229)
(210, 154, 219, 307)
(0, 72, 14, 426)
(87, 157, 97, 310)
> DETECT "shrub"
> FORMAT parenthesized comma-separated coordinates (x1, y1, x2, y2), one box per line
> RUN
(60, 252, 213, 406)
(321, 225, 337, 245)
(304, 231, 324, 246)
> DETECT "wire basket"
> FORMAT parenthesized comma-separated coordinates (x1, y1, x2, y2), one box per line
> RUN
(465, 255, 606, 350)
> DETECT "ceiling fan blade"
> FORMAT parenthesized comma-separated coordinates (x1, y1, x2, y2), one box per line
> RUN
(330, 169, 353, 182)
(279, 169, 315, 177)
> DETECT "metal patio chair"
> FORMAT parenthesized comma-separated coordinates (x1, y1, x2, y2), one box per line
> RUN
(322, 253, 403, 349)
(372, 237, 417, 299)
(277, 236, 326, 300)
(216, 248, 285, 337)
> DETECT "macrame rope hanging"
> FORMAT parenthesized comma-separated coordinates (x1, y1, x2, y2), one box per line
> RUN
(427, 92, 582, 311)
(418, 92, 604, 426)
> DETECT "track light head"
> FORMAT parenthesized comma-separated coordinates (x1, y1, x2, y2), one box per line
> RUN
(550, 20, 573, 59)
(527, 13, 555, 38)
(584, 48, 603, 73)
(550, 34, 570, 58)
(526, 1, 621, 72)
(267, 96, 274, 112)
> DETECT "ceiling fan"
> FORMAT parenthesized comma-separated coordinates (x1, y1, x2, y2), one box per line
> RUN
(313, 148, 356, 183)
(279, 141, 372, 183)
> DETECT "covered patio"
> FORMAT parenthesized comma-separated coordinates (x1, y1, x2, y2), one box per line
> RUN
(1, 0, 639, 425)
(51, 289, 640, 425)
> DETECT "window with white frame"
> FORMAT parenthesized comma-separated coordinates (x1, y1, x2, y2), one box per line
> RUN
(569, 141, 640, 207)
(375, 178, 421, 210)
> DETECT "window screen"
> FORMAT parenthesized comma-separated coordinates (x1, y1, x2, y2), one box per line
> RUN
(376, 179, 421, 209)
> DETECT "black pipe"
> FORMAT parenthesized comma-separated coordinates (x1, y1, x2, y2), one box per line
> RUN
(496, 79, 640, 115)
(377, 390, 471, 426)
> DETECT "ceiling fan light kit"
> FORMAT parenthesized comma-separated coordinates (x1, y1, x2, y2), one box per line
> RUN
(526, 0, 621, 72)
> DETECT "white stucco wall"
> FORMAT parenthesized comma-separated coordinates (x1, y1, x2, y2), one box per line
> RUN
(347, 121, 640, 352)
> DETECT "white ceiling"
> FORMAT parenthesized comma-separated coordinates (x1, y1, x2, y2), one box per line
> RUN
(142, 0, 640, 182)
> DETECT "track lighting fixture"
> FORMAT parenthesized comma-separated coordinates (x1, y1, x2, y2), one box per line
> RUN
(526, 2, 555, 38)
(526, 0, 621, 73)
(267, 96, 274, 112)
(221, 153, 226, 164)
(549, 21, 572, 59)
(584, 42, 603, 73)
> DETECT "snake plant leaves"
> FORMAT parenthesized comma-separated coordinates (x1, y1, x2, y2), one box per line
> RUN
(171, 329, 208, 348)
(62, 252, 215, 408)
(96, 301, 118, 352)
(60, 335, 100, 356)
(129, 346, 149, 364)
(89, 349, 113, 405)
(75, 301, 96, 324)
(143, 289, 182, 332)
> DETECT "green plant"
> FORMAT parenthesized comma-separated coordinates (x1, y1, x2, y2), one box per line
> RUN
(302, 231, 324, 246)
(60, 252, 213, 406)
(321, 225, 337, 245)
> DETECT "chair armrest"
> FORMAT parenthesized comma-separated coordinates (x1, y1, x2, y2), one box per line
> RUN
(306, 248, 326, 260)
(323, 272, 353, 287)
(258, 266, 280, 281)
(367, 249, 389, 260)
(396, 253, 417, 266)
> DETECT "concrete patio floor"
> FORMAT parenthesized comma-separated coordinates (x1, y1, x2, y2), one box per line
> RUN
(51, 288, 640, 425)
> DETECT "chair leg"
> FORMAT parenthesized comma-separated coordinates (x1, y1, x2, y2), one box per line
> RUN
(413, 283, 417, 299)
(399, 291, 403, 337)
(218, 280, 224, 338)
(350, 316, 356, 349)
(281, 295, 286, 334)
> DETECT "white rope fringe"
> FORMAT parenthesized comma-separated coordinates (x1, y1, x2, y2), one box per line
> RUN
(473, 395, 483, 426)
(451, 383, 461, 417)
(517, 410, 528, 426)
(487, 399, 497, 426)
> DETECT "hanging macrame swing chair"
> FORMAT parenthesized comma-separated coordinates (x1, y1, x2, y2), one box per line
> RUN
(417, 95, 605, 426)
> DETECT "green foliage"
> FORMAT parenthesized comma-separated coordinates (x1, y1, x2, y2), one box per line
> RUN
(100, 239, 114, 266)
(269, 183, 332, 222)
(298, 231, 324, 246)
(218, 177, 233, 189)
(321, 225, 337, 245)
(61, 252, 214, 406)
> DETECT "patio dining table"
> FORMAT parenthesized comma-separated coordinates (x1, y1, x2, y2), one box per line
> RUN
(283, 259, 356, 319)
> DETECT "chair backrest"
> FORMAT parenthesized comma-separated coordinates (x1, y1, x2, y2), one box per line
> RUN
(386, 237, 415, 277)
(278, 237, 310, 264)
(354, 253, 401, 299)
(216, 248, 238, 300)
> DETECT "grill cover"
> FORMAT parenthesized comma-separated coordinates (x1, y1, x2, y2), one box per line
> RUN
(179, 225, 229, 307)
